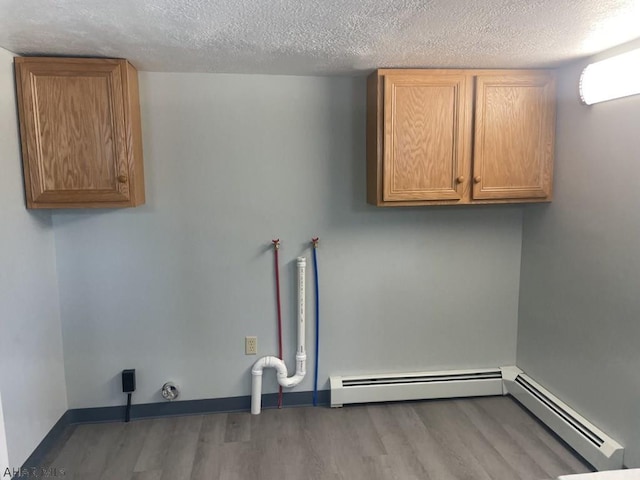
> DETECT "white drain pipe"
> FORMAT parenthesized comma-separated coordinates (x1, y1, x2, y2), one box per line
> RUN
(251, 256, 306, 414)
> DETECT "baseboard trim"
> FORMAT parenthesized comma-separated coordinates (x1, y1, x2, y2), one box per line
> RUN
(14, 410, 73, 479)
(68, 389, 330, 423)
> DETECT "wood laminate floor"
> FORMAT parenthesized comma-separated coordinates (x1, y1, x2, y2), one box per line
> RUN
(38, 396, 593, 480)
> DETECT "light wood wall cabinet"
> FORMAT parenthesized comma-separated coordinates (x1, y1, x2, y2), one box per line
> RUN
(15, 57, 145, 209)
(367, 69, 555, 206)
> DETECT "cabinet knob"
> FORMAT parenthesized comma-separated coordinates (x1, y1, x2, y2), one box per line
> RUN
(456, 176, 465, 184)
(473, 176, 481, 184)
(117, 175, 128, 184)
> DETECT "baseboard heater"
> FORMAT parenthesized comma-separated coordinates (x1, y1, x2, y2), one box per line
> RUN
(329, 367, 504, 408)
(501, 366, 623, 472)
(330, 366, 624, 472)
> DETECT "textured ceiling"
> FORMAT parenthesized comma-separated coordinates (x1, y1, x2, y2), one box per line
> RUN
(0, 0, 639, 74)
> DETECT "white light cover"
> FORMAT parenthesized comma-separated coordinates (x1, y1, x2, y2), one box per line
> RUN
(579, 48, 640, 105)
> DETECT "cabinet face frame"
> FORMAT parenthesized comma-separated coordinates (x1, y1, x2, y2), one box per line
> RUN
(472, 72, 556, 201)
(14, 57, 145, 209)
(382, 73, 471, 202)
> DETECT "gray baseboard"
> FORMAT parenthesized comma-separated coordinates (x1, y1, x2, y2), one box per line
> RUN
(13, 410, 73, 480)
(70, 389, 330, 423)
(15, 389, 329, 478)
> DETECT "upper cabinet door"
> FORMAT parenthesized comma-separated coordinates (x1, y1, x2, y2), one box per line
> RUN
(383, 73, 470, 202)
(472, 72, 556, 200)
(15, 58, 145, 208)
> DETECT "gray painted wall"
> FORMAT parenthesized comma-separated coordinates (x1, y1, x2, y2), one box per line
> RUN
(52, 72, 523, 409)
(0, 392, 8, 474)
(0, 47, 68, 468)
(518, 41, 640, 468)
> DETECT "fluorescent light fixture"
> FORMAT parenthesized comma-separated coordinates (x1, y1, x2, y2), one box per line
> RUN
(579, 48, 640, 105)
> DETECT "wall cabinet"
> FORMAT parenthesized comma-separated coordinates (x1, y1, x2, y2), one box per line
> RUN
(15, 57, 145, 209)
(367, 69, 555, 206)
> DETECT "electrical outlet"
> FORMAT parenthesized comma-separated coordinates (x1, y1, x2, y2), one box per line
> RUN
(245, 336, 257, 355)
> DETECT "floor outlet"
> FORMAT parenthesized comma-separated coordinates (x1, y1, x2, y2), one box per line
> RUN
(245, 336, 257, 355)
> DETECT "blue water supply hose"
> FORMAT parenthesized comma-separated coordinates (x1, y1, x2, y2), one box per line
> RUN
(311, 237, 320, 406)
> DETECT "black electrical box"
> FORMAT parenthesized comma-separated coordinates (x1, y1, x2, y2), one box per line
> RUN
(122, 369, 136, 393)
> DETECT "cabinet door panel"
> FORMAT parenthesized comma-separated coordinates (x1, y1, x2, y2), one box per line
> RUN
(383, 74, 469, 201)
(17, 61, 130, 205)
(473, 73, 555, 200)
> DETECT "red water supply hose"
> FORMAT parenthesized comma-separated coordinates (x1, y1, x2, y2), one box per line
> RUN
(272, 239, 284, 408)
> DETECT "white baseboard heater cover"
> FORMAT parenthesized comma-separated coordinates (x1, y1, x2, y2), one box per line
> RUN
(331, 366, 624, 472)
(330, 368, 503, 408)
(501, 366, 624, 472)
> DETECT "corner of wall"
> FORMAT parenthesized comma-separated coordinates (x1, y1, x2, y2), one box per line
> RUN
(0, 45, 68, 469)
